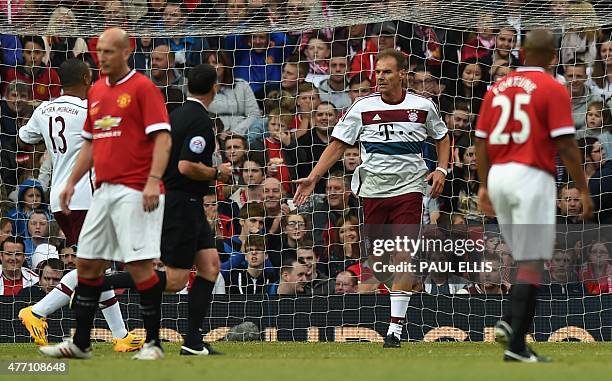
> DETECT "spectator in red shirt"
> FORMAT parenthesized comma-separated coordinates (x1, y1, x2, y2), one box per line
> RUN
(0, 236, 38, 296)
(460, 14, 496, 62)
(204, 193, 234, 240)
(303, 35, 330, 87)
(262, 108, 296, 194)
(580, 241, 612, 294)
(4, 36, 60, 101)
(350, 22, 397, 85)
(229, 156, 265, 209)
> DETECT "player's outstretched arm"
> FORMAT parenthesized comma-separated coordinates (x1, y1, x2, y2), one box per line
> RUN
(143, 130, 172, 212)
(554, 135, 594, 220)
(293, 139, 351, 206)
(60, 139, 94, 215)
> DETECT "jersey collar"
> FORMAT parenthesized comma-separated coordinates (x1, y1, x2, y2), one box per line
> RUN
(516, 66, 545, 72)
(186, 97, 208, 111)
(105, 69, 136, 87)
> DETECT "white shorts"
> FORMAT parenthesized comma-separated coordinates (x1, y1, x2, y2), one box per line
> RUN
(77, 183, 164, 263)
(488, 163, 556, 261)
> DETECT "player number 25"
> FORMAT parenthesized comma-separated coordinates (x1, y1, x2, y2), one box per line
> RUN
(48, 116, 67, 154)
(489, 94, 531, 145)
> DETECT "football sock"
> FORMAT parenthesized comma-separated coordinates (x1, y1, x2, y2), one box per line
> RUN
(73, 276, 104, 351)
(509, 283, 539, 353)
(99, 291, 128, 339)
(136, 273, 163, 348)
(387, 291, 412, 339)
(184, 276, 215, 349)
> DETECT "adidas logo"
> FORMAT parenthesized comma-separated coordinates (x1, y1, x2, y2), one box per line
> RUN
(372, 114, 381, 121)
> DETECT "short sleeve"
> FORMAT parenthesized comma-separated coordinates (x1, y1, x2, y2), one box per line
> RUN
(425, 101, 448, 140)
(140, 80, 171, 135)
(179, 117, 215, 166)
(331, 101, 363, 145)
(18, 107, 44, 144)
(548, 84, 575, 138)
(475, 90, 494, 139)
(82, 107, 93, 140)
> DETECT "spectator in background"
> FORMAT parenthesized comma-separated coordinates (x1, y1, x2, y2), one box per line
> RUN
(203, 193, 234, 241)
(342, 146, 361, 176)
(302, 35, 330, 87)
(0, 218, 12, 247)
(557, 183, 584, 224)
(461, 14, 496, 61)
(260, 108, 296, 194)
(24, 208, 51, 263)
(267, 255, 309, 296)
(490, 62, 513, 84)
(409, 65, 445, 106)
(296, 102, 339, 193)
(59, 244, 77, 271)
(589, 37, 612, 98)
(347, 74, 372, 105)
(334, 270, 358, 294)
(262, 176, 288, 237)
(540, 248, 584, 297)
(576, 101, 612, 156)
(227, 234, 275, 294)
(230, 157, 265, 209)
(225, 30, 290, 100)
(141, 0, 167, 28)
(445, 58, 488, 115)
(317, 49, 352, 112)
(220, 202, 267, 274)
(351, 22, 398, 85)
(588, 150, 612, 223)
(281, 212, 310, 254)
(206, 49, 261, 136)
(580, 241, 612, 294)
(0, 80, 30, 191)
(44, 7, 89, 69)
(481, 26, 520, 72)
(327, 215, 361, 278)
(149, 44, 187, 95)
(7, 179, 47, 237)
(35, 258, 64, 295)
(423, 250, 470, 295)
(444, 101, 472, 166)
(158, 0, 208, 67)
(224, 0, 249, 27)
(292, 82, 321, 133)
(564, 60, 608, 130)
(581, 138, 604, 179)
(458, 254, 509, 295)
(263, 56, 308, 106)
(0, 237, 38, 296)
(4, 36, 60, 101)
(0, 34, 23, 67)
(298, 242, 333, 294)
(223, 135, 248, 184)
(560, 1, 598, 67)
(130, 36, 156, 75)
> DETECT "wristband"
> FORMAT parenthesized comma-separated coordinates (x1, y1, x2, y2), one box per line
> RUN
(435, 167, 448, 176)
(148, 174, 162, 180)
(215, 167, 221, 180)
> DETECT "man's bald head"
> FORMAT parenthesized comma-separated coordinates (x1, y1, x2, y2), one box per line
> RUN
(523, 29, 556, 67)
(99, 27, 130, 49)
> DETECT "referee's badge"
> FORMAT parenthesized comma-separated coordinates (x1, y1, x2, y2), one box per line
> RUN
(189, 136, 206, 154)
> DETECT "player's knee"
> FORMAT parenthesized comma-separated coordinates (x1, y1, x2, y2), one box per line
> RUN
(195, 249, 220, 278)
(76, 259, 106, 278)
(164, 268, 190, 292)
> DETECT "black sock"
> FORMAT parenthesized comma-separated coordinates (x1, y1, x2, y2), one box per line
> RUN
(104, 270, 167, 291)
(184, 276, 215, 349)
(509, 284, 538, 353)
(137, 275, 164, 348)
(72, 277, 103, 351)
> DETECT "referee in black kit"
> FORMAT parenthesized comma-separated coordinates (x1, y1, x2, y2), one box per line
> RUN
(161, 64, 232, 355)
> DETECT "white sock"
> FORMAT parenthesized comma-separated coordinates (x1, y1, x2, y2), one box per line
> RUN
(31, 269, 77, 317)
(100, 290, 128, 339)
(387, 291, 412, 339)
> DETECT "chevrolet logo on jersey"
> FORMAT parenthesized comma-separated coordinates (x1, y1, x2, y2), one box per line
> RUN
(94, 116, 122, 130)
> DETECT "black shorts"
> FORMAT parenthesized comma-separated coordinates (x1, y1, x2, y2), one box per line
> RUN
(161, 191, 216, 269)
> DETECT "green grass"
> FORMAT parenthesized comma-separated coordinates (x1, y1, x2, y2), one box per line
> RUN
(2, 342, 612, 381)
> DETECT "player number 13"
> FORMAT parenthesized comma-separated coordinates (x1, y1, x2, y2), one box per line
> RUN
(489, 94, 531, 144)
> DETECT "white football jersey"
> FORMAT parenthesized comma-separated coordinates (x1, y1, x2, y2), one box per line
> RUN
(332, 92, 448, 198)
(19, 95, 93, 213)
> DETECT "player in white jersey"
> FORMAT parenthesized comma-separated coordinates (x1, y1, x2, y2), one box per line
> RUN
(16, 59, 144, 352)
(294, 49, 450, 348)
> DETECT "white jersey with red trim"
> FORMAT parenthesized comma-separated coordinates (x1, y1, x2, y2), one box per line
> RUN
(19, 95, 93, 213)
(332, 91, 447, 198)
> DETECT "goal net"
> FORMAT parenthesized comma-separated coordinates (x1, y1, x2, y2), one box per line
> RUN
(1, 0, 612, 344)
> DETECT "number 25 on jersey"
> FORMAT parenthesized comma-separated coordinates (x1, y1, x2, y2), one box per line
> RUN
(489, 94, 531, 145)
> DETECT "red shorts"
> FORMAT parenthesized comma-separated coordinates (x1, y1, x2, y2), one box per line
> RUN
(53, 210, 88, 246)
(362, 192, 423, 225)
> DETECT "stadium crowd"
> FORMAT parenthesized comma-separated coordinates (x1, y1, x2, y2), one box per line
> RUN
(0, 0, 612, 298)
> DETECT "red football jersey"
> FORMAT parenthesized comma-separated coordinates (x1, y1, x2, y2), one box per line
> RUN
(82, 70, 170, 191)
(475, 67, 575, 175)
(4, 66, 61, 101)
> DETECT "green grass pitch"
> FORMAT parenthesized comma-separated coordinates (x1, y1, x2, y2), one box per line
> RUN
(1, 342, 612, 381)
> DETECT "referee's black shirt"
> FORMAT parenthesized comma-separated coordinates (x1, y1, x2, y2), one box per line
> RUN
(163, 98, 216, 196)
